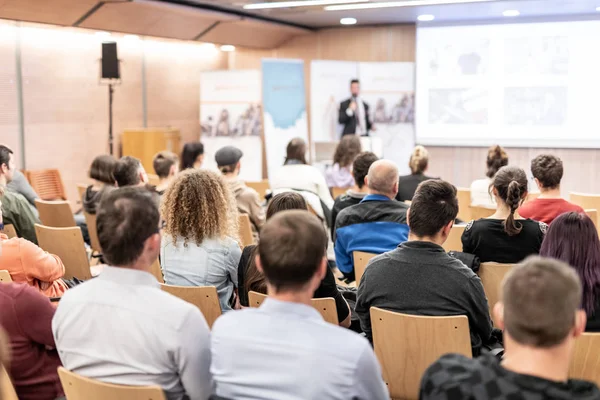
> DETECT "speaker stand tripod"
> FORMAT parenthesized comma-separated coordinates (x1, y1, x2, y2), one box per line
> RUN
(108, 83, 114, 155)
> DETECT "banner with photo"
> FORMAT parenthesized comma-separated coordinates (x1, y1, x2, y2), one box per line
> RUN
(262, 59, 309, 179)
(200, 70, 263, 181)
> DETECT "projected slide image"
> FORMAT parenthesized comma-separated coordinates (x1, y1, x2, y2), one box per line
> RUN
(428, 39, 490, 77)
(504, 36, 569, 75)
(504, 87, 567, 126)
(368, 93, 415, 124)
(201, 103, 262, 137)
(429, 88, 489, 124)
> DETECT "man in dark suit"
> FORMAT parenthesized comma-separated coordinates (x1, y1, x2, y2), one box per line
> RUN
(338, 79, 375, 136)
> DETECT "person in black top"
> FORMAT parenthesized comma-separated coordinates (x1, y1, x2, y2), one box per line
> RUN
(238, 192, 351, 327)
(395, 145, 436, 202)
(462, 166, 546, 264)
(421, 256, 600, 400)
(540, 212, 600, 332)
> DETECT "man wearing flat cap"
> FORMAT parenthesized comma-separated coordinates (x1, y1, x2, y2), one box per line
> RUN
(215, 146, 265, 238)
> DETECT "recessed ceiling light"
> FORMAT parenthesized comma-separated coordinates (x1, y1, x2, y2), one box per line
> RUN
(596, 6, 600, 11)
(220, 45, 236, 52)
(95, 31, 111, 38)
(502, 9, 520, 16)
(325, 0, 494, 11)
(417, 14, 435, 21)
(340, 17, 357, 25)
(124, 34, 140, 41)
(244, 0, 369, 10)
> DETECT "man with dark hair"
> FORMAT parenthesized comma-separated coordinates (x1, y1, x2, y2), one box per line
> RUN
(0, 145, 40, 244)
(211, 210, 388, 400)
(330, 152, 378, 238)
(339, 79, 375, 136)
(421, 256, 600, 400)
(334, 159, 409, 281)
(152, 151, 179, 195)
(52, 187, 212, 400)
(356, 179, 493, 355)
(519, 154, 583, 224)
(113, 156, 148, 188)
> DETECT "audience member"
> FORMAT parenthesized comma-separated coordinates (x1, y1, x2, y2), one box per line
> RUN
(462, 166, 546, 263)
(540, 212, 600, 331)
(216, 146, 265, 238)
(238, 192, 351, 327)
(211, 210, 389, 400)
(160, 169, 241, 312)
(356, 179, 492, 355)
(395, 145, 436, 202)
(519, 154, 583, 224)
(331, 152, 378, 238)
(53, 187, 212, 400)
(6, 169, 39, 208)
(0, 283, 63, 400)
(325, 135, 362, 189)
(152, 151, 179, 195)
(334, 159, 409, 281)
(270, 137, 334, 221)
(470, 145, 508, 207)
(82, 154, 116, 215)
(420, 256, 600, 400)
(181, 142, 205, 170)
(0, 145, 39, 244)
(112, 156, 148, 188)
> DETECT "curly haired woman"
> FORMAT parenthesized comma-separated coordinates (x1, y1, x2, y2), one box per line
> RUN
(160, 169, 241, 312)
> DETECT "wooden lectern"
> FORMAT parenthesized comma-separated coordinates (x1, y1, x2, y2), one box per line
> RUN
(121, 128, 181, 173)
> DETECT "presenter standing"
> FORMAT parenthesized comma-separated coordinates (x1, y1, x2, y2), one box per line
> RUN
(339, 79, 375, 136)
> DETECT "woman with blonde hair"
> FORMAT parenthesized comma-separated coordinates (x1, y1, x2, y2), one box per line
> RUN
(395, 145, 435, 202)
(325, 135, 362, 190)
(160, 169, 241, 311)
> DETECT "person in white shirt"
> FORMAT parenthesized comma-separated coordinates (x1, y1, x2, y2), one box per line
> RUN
(470, 145, 508, 207)
(52, 187, 212, 400)
(211, 210, 389, 400)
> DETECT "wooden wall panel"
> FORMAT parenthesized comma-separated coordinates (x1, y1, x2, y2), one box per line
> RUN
(0, 20, 20, 166)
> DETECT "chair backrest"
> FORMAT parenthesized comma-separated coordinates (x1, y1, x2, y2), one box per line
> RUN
(442, 224, 465, 252)
(1, 365, 19, 400)
(160, 284, 221, 328)
(76, 184, 88, 201)
(245, 180, 270, 199)
(353, 251, 377, 285)
(83, 212, 102, 253)
(478, 262, 516, 326)
(248, 291, 339, 325)
(35, 199, 76, 228)
(331, 187, 347, 199)
(58, 367, 166, 400)
(26, 169, 67, 201)
(0, 270, 12, 283)
(0, 224, 17, 239)
(34, 224, 91, 280)
(456, 188, 471, 222)
(469, 205, 495, 221)
(150, 258, 164, 284)
(571, 193, 600, 226)
(569, 333, 600, 387)
(370, 307, 471, 400)
(585, 209, 599, 236)
(238, 214, 254, 248)
(146, 173, 161, 187)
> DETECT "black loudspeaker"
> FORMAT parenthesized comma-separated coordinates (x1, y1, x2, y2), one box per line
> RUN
(101, 42, 120, 79)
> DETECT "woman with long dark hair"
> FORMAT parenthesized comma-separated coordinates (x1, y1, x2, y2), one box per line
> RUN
(325, 135, 362, 189)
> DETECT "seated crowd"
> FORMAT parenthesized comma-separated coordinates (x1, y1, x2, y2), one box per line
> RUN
(1, 138, 600, 400)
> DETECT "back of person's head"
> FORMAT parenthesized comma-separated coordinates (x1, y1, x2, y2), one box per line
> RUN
(409, 145, 429, 175)
(97, 187, 160, 267)
(181, 142, 204, 170)
(153, 151, 179, 179)
(492, 166, 528, 236)
(0, 145, 13, 179)
(540, 212, 600, 314)
(113, 156, 143, 187)
(366, 159, 399, 197)
(284, 138, 307, 165)
(531, 154, 563, 190)
(161, 169, 237, 245)
(499, 256, 585, 348)
(333, 135, 362, 168)
(258, 210, 326, 292)
(486, 145, 509, 178)
(352, 152, 378, 189)
(89, 155, 117, 185)
(409, 179, 458, 238)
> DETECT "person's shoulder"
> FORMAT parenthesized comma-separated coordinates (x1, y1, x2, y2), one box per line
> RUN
(335, 202, 362, 225)
(239, 185, 260, 200)
(421, 354, 479, 398)
(0, 281, 31, 299)
(212, 307, 259, 335)
(522, 219, 548, 235)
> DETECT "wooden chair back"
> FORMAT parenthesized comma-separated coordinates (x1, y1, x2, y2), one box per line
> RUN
(150, 259, 164, 284)
(146, 173, 160, 187)
(160, 284, 221, 328)
(442, 224, 465, 252)
(371, 307, 471, 400)
(569, 333, 600, 387)
(83, 212, 102, 253)
(585, 209, 599, 236)
(469, 205, 495, 221)
(58, 367, 166, 400)
(0, 270, 12, 283)
(35, 200, 76, 228)
(456, 188, 471, 222)
(76, 184, 88, 201)
(248, 291, 339, 325)
(478, 262, 516, 326)
(331, 187, 347, 199)
(246, 180, 270, 199)
(25, 169, 67, 200)
(1, 365, 19, 400)
(353, 251, 377, 286)
(571, 193, 600, 228)
(0, 224, 17, 239)
(34, 224, 91, 280)
(238, 214, 255, 248)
